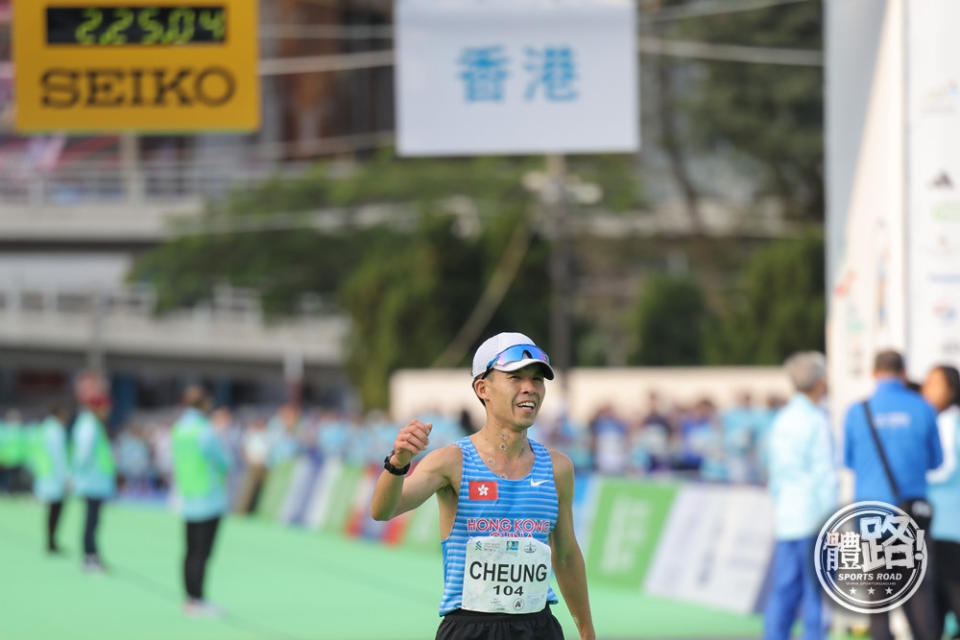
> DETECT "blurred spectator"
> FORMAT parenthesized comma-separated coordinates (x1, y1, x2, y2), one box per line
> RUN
(213, 407, 246, 500)
(695, 400, 726, 482)
(675, 399, 717, 474)
(457, 408, 476, 437)
(171, 385, 231, 616)
(267, 404, 301, 466)
(243, 418, 270, 467)
(235, 418, 269, 513)
(754, 394, 787, 484)
(71, 370, 116, 572)
(923, 364, 960, 640)
(548, 406, 591, 471)
(589, 404, 629, 474)
(33, 403, 70, 554)
(316, 410, 349, 460)
(150, 421, 174, 491)
(721, 391, 761, 483)
(3, 380, 806, 513)
(416, 410, 464, 452)
(0, 410, 28, 493)
(638, 392, 672, 471)
(344, 413, 375, 465)
(764, 352, 835, 640)
(116, 427, 152, 495)
(626, 419, 652, 474)
(843, 350, 941, 640)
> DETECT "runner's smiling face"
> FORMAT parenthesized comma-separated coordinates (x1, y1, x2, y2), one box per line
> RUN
(475, 365, 546, 428)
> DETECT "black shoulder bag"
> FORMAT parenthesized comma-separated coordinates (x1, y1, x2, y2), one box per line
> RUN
(862, 401, 934, 531)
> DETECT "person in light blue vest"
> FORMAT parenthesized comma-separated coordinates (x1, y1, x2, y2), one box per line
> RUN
(0, 410, 26, 493)
(764, 352, 836, 640)
(0, 413, 13, 493)
(172, 385, 231, 617)
(923, 364, 960, 640)
(33, 404, 70, 554)
(71, 370, 116, 572)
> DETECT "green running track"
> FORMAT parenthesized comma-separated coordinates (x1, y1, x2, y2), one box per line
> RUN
(0, 498, 765, 640)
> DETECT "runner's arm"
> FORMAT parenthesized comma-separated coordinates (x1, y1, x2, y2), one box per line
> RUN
(370, 421, 455, 520)
(550, 451, 595, 640)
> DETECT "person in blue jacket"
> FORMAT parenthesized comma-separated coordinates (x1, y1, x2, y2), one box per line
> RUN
(923, 364, 960, 640)
(33, 404, 70, 554)
(71, 370, 116, 572)
(172, 385, 231, 616)
(843, 349, 942, 640)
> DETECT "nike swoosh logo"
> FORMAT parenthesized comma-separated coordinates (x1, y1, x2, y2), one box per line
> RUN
(530, 479, 548, 487)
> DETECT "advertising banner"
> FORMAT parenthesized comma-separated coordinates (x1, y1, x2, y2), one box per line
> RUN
(584, 478, 677, 589)
(256, 460, 296, 521)
(395, 0, 638, 156)
(644, 484, 775, 614)
(14, 0, 260, 132)
(320, 464, 366, 535)
(905, 0, 960, 376)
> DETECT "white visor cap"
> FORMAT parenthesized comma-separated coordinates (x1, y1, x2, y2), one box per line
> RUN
(471, 332, 555, 380)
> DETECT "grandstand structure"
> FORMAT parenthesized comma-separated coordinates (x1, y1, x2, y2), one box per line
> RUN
(0, 0, 395, 410)
(0, 0, 803, 413)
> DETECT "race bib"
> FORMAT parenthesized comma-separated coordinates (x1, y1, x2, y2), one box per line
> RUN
(462, 536, 551, 614)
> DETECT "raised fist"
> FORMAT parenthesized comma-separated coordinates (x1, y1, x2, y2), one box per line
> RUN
(390, 419, 433, 467)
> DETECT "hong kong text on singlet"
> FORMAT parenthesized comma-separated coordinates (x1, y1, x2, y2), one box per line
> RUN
(438, 437, 559, 615)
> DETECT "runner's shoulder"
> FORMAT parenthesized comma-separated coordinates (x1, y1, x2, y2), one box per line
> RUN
(546, 448, 574, 475)
(546, 448, 575, 497)
(419, 443, 463, 472)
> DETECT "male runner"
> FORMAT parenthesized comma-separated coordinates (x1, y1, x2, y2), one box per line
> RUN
(371, 332, 595, 640)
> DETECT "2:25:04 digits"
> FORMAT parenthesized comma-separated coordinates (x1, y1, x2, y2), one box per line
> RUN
(72, 7, 225, 45)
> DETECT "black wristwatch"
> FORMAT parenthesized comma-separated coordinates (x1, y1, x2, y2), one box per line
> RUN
(383, 450, 411, 476)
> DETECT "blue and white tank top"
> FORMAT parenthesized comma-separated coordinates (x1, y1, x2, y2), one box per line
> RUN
(438, 436, 559, 615)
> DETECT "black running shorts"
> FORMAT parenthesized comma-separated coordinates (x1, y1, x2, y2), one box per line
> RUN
(435, 605, 564, 640)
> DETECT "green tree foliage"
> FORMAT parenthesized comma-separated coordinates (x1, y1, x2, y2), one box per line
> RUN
(665, 1, 824, 219)
(706, 233, 825, 364)
(130, 227, 385, 315)
(337, 212, 551, 407)
(629, 275, 706, 366)
(130, 153, 643, 407)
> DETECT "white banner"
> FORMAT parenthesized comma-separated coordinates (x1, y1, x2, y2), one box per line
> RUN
(395, 0, 638, 156)
(826, 1, 908, 434)
(905, 0, 960, 378)
(644, 485, 775, 614)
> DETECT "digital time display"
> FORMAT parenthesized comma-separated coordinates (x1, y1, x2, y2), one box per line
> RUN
(46, 6, 227, 46)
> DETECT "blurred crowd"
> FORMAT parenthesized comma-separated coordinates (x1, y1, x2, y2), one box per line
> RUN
(0, 389, 788, 500)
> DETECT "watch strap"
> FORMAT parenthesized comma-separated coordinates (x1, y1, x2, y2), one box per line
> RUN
(383, 450, 410, 476)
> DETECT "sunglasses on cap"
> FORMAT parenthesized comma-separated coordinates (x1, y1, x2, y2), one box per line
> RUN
(484, 344, 551, 373)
